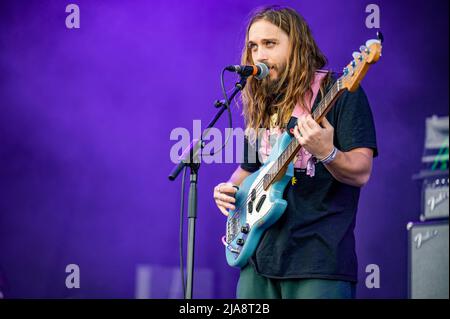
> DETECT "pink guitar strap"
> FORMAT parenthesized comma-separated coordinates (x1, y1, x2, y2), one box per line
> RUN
(258, 71, 327, 177)
(291, 71, 327, 176)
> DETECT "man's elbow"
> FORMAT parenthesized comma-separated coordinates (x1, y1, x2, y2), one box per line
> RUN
(345, 149, 373, 187)
(356, 170, 372, 187)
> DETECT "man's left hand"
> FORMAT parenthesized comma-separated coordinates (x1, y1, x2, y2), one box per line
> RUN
(293, 114, 334, 159)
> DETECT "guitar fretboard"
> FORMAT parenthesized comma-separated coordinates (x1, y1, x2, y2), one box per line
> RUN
(263, 78, 344, 189)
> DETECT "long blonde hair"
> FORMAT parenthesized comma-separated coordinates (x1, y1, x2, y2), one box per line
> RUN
(241, 6, 328, 139)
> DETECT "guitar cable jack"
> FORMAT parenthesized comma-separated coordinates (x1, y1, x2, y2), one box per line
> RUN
(221, 235, 227, 246)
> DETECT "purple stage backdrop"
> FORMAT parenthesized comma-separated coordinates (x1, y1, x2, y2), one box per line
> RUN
(0, 0, 448, 298)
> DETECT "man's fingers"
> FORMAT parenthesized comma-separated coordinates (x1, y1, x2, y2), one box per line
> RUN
(299, 119, 310, 138)
(214, 182, 238, 217)
(217, 199, 235, 211)
(213, 190, 236, 203)
(219, 183, 238, 194)
(218, 206, 229, 217)
(305, 114, 319, 130)
(321, 116, 333, 129)
(293, 125, 301, 139)
(293, 125, 305, 144)
(219, 193, 235, 203)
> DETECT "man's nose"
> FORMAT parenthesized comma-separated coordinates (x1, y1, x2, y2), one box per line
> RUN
(254, 48, 269, 63)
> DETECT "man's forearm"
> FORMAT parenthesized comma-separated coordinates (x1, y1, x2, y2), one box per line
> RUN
(323, 148, 373, 187)
(228, 166, 252, 187)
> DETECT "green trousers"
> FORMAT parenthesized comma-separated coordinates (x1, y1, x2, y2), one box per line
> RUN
(237, 264, 356, 299)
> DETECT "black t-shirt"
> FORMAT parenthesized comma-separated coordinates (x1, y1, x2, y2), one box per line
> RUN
(240, 79, 378, 282)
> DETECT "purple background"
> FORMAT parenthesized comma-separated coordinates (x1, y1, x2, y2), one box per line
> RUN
(0, 0, 448, 298)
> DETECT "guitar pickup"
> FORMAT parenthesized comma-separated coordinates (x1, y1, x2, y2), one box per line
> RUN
(255, 195, 266, 212)
(247, 201, 253, 214)
(251, 188, 256, 201)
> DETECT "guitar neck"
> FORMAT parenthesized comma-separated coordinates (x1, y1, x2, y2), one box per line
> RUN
(263, 77, 345, 190)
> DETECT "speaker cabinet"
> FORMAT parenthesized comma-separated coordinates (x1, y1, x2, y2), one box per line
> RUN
(408, 221, 449, 299)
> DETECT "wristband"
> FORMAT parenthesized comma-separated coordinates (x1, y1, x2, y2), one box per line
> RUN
(318, 147, 338, 164)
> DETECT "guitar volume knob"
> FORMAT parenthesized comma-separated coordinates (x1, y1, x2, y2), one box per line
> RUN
(241, 224, 250, 234)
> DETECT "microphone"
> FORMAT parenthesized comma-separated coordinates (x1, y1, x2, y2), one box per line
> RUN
(225, 62, 269, 80)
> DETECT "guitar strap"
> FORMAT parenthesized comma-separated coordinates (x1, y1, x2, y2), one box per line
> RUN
(291, 71, 328, 120)
(261, 71, 328, 177)
(290, 71, 328, 177)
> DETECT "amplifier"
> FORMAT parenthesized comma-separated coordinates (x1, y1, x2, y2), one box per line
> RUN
(421, 173, 449, 221)
(407, 221, 449, 299)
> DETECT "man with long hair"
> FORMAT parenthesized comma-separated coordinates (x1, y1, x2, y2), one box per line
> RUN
(213, 5, 377, 298)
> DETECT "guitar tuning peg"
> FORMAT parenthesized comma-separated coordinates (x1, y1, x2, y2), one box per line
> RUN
(359, 45, 367, 53)
(365, 39, 381, 48)
(352, 51, 360, 60)
(376, 31, 384, 43)
(343, 67, 349, 76)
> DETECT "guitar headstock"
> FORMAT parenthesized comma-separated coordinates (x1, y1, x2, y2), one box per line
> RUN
(340, 38, 382, 92)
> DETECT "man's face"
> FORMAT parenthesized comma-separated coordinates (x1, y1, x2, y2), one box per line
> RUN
(248, 20, 290, 81)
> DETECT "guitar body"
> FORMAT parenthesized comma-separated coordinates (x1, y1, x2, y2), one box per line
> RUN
(225, 131, 294, 267)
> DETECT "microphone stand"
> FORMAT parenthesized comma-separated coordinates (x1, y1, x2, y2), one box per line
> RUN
(168, 73, 249, 299)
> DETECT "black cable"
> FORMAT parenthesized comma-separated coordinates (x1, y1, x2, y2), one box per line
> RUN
(221, 68, 232, 106)
(179, 165, 188, 298)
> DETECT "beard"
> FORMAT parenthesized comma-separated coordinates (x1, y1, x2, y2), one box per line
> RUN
(258, 62, 288, 112)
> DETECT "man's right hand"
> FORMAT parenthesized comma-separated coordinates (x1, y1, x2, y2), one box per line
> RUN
(213, 182, 238, 217)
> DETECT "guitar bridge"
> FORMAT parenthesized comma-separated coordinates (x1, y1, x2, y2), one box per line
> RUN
(226, 216, 240, 243)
